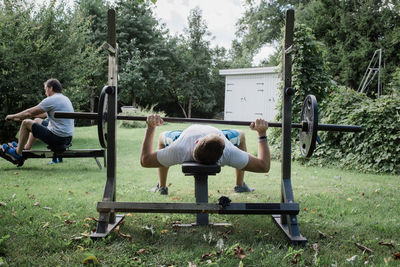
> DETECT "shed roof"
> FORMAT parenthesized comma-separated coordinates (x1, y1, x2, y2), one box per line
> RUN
(219, 66, 278, 76)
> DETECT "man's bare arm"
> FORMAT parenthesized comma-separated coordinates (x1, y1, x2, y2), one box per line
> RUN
(140, 115, 164, 168)
(242, 119, 270, 173)
(5, 106, 45, 122)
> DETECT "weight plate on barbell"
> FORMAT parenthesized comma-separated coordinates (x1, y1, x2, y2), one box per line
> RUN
(299, 94, 318, 158)
(97, 86, 109, 149)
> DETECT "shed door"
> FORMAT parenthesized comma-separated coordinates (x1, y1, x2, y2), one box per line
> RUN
(224, 74, 267, 121)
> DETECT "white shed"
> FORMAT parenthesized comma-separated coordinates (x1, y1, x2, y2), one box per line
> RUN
(219, 67, 280, 122)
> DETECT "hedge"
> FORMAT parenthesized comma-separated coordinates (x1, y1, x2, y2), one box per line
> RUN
(308, 88, 400, 174)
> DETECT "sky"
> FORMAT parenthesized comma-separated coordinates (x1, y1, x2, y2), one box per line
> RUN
(152, 0, 275, 65)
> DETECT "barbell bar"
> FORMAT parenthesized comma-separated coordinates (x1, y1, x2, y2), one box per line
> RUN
(55, 88, 362, 157)
(54, 111, 362, 133)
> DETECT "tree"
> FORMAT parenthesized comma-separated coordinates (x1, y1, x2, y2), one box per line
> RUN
(74, 0, 110, 114)
(235, 0, 310, 64)
(176, 7, 214, 118)
(296, 0, 400, 91)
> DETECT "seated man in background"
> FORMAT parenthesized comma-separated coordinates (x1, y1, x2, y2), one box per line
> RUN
(140, 114, 270, 195)
(1, 78, 74, 165)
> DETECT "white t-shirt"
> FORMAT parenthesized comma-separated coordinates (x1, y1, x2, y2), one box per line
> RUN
(157, 125, 249, 169)
(38, 93, 74, 137)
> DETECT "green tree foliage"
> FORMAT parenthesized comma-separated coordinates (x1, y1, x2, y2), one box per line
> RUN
(235, 0, 310, 63)
(296, 0, 400, 91)
(115, 0, 168, 108)
(269, 24, 332, 152)
(0, 0, 100, 141)
(236, 0, 400, 91)
(73, 0, 110, 113)
(176, 7, 215, 118)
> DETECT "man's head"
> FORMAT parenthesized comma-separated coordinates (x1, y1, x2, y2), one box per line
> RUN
(193, 134, 225, 164)
(44, 78, 62, 94)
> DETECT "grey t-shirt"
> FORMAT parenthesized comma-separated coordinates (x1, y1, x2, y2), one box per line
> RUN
(38, 93, 74, 137)
(157, 124, 249, 169)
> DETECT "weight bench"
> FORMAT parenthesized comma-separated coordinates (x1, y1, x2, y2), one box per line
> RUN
(177, 161, 230, 227)
(20, 143, 105, 169)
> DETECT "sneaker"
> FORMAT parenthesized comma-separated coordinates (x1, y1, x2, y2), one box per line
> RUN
(49, 158, 63, 164)
(8, 141, 18, 149)
(151, 184, 168, 195)
(1, 144, 23, 163)
(234, 182, 255, 193)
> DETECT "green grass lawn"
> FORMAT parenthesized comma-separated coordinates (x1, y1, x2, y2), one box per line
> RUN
(0, 125, 399, 266)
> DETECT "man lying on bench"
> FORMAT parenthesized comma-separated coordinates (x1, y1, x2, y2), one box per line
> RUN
(140, 114, 270, 195)
(1, 78, 74, 166)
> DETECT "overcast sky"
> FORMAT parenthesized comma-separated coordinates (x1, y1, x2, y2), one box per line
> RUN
(152, 0, 274, 65)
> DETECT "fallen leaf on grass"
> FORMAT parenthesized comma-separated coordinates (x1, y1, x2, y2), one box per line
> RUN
(34, 202, 40, 206)
(346, 255, 359, 264)
(168, 183, 172, 187)
(12, 207, 15, 217)
(291, 252, 302, 265)
(354, 242, 373, 254)
(90, 216, 99, 222)
(136, 249, 148, 255)
(77, 245, 85, 251)
(81, 231, 90, 237)
(126, 213, 133, 217)
(42, 207, 52, 210)
(43, 222, 49, 228)
(312, 243, 319, 265)
(393, 252, 400, 259)
(188, 262, 197, 267)
(117, 231, 132, 240)
(161, 229, 168, 234)
(384, 257, 392, 263)
(68, 190, 73, 194)
(82, 255, 99, 264)
(171, 196, 181, 201)
(0, 202, 6, 206)
(71, 236, 83, 241)
(346, 198, 352, 201)
(234, 246, 246, 259)
(64, 219, 75, 225)
(318, 230, 332, 239)
(13, 172, 18, 175)
(379, 241, 395, 248)
(201, 252, 213, 259)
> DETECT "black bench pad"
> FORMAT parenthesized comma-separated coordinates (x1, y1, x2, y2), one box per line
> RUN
(182, 161, 221, 175)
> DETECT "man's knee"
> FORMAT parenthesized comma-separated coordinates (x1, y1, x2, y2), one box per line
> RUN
(21, 119, 35, 131)
(33, 118, 43, 124)
(237, 130, 247, 151)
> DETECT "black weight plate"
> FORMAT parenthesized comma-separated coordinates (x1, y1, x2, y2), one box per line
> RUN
(97, 86, 109, 148)
(299, 95, 318, 157)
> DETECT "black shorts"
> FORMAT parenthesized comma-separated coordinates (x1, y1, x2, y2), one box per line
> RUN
(31, 120, 72, 147)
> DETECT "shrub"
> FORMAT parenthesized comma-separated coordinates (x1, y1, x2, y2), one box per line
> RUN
(119, 105, 165, 129)
(308, 88, 400, 174)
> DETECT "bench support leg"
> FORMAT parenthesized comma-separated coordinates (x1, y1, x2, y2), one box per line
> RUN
(194, 174, 209, 225)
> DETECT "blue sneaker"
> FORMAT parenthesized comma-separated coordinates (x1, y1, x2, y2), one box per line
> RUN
(1, 144, 23, 164)
(8, 141, 18, 149)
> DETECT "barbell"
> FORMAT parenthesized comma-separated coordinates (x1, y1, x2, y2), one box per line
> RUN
(55, 86, 362, 157)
